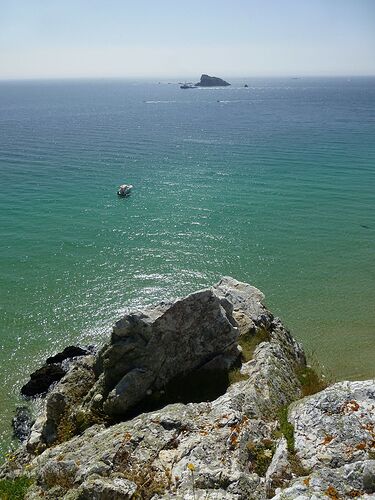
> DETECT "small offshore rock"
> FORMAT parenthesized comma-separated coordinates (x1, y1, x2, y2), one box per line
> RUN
(46, 346, 89, 365)
(12, 406, 34, 442)
(21, 364, 66, 397)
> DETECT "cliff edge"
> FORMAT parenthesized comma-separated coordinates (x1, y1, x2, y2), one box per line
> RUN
(1, 277, 374, 499)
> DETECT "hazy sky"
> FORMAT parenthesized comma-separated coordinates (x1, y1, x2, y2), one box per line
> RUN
(0, 0, 374, 79)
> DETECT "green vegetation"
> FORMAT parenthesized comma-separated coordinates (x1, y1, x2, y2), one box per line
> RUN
(278, 406, 295, 453)
(277, 406, 310, 477)
(296, 365, 328, 398)
(0, 476, 33, 500)
(239, 327, 270, 362)
(297, 349, 334, 398)
(228, 368, 249, 385)
(247, 439, 275, 476)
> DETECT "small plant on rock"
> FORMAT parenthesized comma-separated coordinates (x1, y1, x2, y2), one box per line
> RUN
(277, 406, 310, 477)
(0, 476, 33, 500)
(247, 439, 275, 476)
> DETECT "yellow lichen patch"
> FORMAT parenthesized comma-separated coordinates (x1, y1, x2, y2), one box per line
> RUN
(227, 416, 249, 450)
(123, 432, 132, 442)
(325, 485, 340, 499)
(355, 442, 366, 450)
(362, 423, 374, 433)
(229, 431, 239, 449)
(341, 400, 360, 413)
(322, 434, 334, 445)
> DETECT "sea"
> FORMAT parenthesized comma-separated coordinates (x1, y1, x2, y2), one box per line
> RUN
(0, 77, 374, 458)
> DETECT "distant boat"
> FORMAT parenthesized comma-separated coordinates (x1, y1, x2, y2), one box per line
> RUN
(179, 82, 196, 89)
(117, 184, 133, 197)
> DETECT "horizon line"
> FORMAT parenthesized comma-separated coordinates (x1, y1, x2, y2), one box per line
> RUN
(1, 74, 375, 83)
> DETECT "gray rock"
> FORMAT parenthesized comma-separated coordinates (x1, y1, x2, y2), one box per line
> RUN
(289, 380, 375, 471)
(272, 460, 375, 499)
(73, 474, 137, 499)
(265, 437, 292, 497)
(20, 271, 307, 498)
(27, 356, 96, 451)
(213, 276, 266, 322)
(86, 288, 240, 417)
(363, 461, 375, 494)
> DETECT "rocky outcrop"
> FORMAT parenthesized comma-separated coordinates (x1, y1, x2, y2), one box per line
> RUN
(27, 356, 96, 453)
(83, 288, 240, 418)
(2, 277, 374, 499)
(195, 74, 230, 87)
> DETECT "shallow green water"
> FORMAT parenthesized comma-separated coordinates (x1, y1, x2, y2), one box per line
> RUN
(0, 77, 374, 457)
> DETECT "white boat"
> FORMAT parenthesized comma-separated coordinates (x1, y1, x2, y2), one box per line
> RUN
(117, 184, 133, 196)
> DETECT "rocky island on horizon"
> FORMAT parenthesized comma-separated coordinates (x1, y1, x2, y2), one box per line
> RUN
(195, 74, 231, 87)
(1, 277, 374, 499)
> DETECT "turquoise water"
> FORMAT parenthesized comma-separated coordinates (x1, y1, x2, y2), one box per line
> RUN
(0, 77, 374, 457)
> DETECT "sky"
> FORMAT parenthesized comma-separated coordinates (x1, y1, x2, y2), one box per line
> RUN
(0, 0, 374, 80)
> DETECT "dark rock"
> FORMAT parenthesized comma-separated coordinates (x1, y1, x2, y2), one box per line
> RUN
(195, 74, 230, 87)
(12, 406, 34, 442)
(21, 364, 66, 397)
(46, 346, 89, 365)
